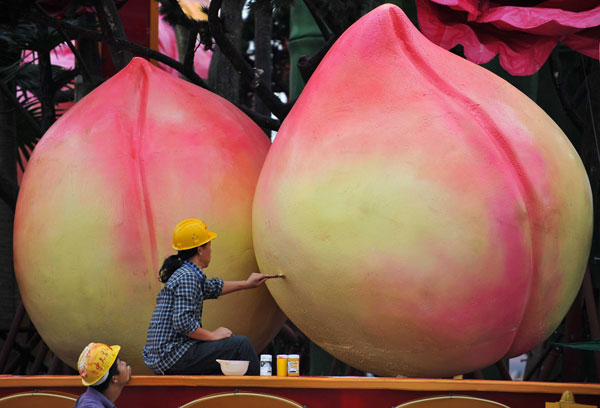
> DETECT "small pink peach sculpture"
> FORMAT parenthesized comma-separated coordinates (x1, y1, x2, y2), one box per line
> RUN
(14, 57, 284, 371)
(253, 5, 593, 377)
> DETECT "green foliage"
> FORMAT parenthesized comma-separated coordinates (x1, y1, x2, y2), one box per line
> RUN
(554, 340, 600, 351)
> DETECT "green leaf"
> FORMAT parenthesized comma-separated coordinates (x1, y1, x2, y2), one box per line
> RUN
(553, 340, 600, 351)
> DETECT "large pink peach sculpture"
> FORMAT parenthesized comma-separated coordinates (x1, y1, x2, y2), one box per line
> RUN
(253, 5, 593, 377)
(14, 57, 284, 372)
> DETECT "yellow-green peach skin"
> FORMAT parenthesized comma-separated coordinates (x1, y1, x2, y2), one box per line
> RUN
(14, 57, 285, 372)
(252, 5, 593, 377)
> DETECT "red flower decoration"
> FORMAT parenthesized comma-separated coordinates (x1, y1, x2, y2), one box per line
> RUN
(416, 0, 600, 75)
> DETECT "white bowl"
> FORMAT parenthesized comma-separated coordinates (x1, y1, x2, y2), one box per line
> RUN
(216, 359, 249, 376)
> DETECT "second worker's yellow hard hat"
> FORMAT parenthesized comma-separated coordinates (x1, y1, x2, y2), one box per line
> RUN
(77, 342, 120, 386)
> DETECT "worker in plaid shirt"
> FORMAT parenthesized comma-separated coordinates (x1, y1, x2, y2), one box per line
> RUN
(143, 219, 268, 375)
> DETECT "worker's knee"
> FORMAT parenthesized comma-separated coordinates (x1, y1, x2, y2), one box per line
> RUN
(230, 335, 253, 351)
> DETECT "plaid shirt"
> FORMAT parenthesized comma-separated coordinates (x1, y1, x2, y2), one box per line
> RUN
(143, 261, 223, 374)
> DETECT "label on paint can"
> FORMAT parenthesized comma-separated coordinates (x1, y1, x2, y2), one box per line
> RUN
(260, 354, 272, 376)
(287, 354, 300, 376)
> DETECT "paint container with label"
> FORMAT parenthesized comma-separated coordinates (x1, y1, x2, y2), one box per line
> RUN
(260, 354, 272, 376)
(287, 354, 300, 376)
(276, 354, 288, 376)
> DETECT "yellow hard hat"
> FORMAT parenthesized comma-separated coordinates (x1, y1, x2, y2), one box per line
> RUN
(77, 342, 121, 386)
(172, 218, 217, 251)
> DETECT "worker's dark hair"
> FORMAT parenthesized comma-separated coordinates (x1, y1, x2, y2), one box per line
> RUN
(90, 357, 120, 393)
(159, 244, 207, 283)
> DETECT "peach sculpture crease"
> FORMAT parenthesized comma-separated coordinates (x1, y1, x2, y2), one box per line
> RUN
(14, 57, 285, 372)
(252, 5, 593, 377)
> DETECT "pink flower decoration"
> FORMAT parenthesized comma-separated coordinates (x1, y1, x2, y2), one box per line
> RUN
(416, 0, 600, 75)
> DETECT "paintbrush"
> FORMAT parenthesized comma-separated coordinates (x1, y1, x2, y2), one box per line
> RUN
(265, 274, 285, 279)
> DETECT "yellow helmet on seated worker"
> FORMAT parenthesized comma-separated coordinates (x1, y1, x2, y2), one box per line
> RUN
(172, 218, 217, 250)
(77, 342, 121, 386)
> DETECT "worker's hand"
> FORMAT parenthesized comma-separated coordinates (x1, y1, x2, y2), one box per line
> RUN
(212, 327, 233, 340)
(246, 273, 268, 288)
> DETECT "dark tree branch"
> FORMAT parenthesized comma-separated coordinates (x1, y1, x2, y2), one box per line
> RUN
(47, 355, 62, 374)
(237, 104, 280, 131)
(0, 303, 25, 372)
(208, 0, 290, 121)
(5, 332, 41, 374)
(549, 53, 584, 132)
(253, 0, 273, 119)
(306, 0, 344, 37)
(28, 342, 48, 375)
(28, 9, 210, 90)
(73, 13, 105, 101)
(92, 0, 133, 70)
(494, 360, 512, 381)
(32, 1, 95, 82)
(27, 3, 278, 130)
(0, 85, 19, 213)
(54, 66, 80, 90)
(572, 76, 592, 108)
(183, 28, 198, 76)
(58, 35, 91, 81)
(56, 33, 93, 83)
(159, 0, 205, 32)
(107, 40, 207, 88)
(297, 35, 336, 84)
(208, 0, 244, 104)
(582, 266, 600, 380)
(35, 24, 56, 132)
(302, 0, 332, 39)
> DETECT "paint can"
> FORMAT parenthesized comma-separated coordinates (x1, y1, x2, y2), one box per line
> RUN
(260, 354, 272, 376)
(287, 354, 300, 376)
(276, 354, 288, 376)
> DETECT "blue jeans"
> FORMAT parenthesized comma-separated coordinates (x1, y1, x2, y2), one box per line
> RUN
(165, 335, 259, 375)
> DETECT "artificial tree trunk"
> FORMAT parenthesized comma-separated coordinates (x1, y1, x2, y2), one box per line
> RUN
(253, 0, 272, 118)
(74, 13, 104, 102)
(36, 25, 56, 133)
(0, 81, 18, 332)
(93, 0, 133, 71)
(208, 0, 244, 104)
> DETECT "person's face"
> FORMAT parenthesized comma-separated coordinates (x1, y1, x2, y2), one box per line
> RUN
(198, 241, 212, 268)
(115, 358, 131, 385)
